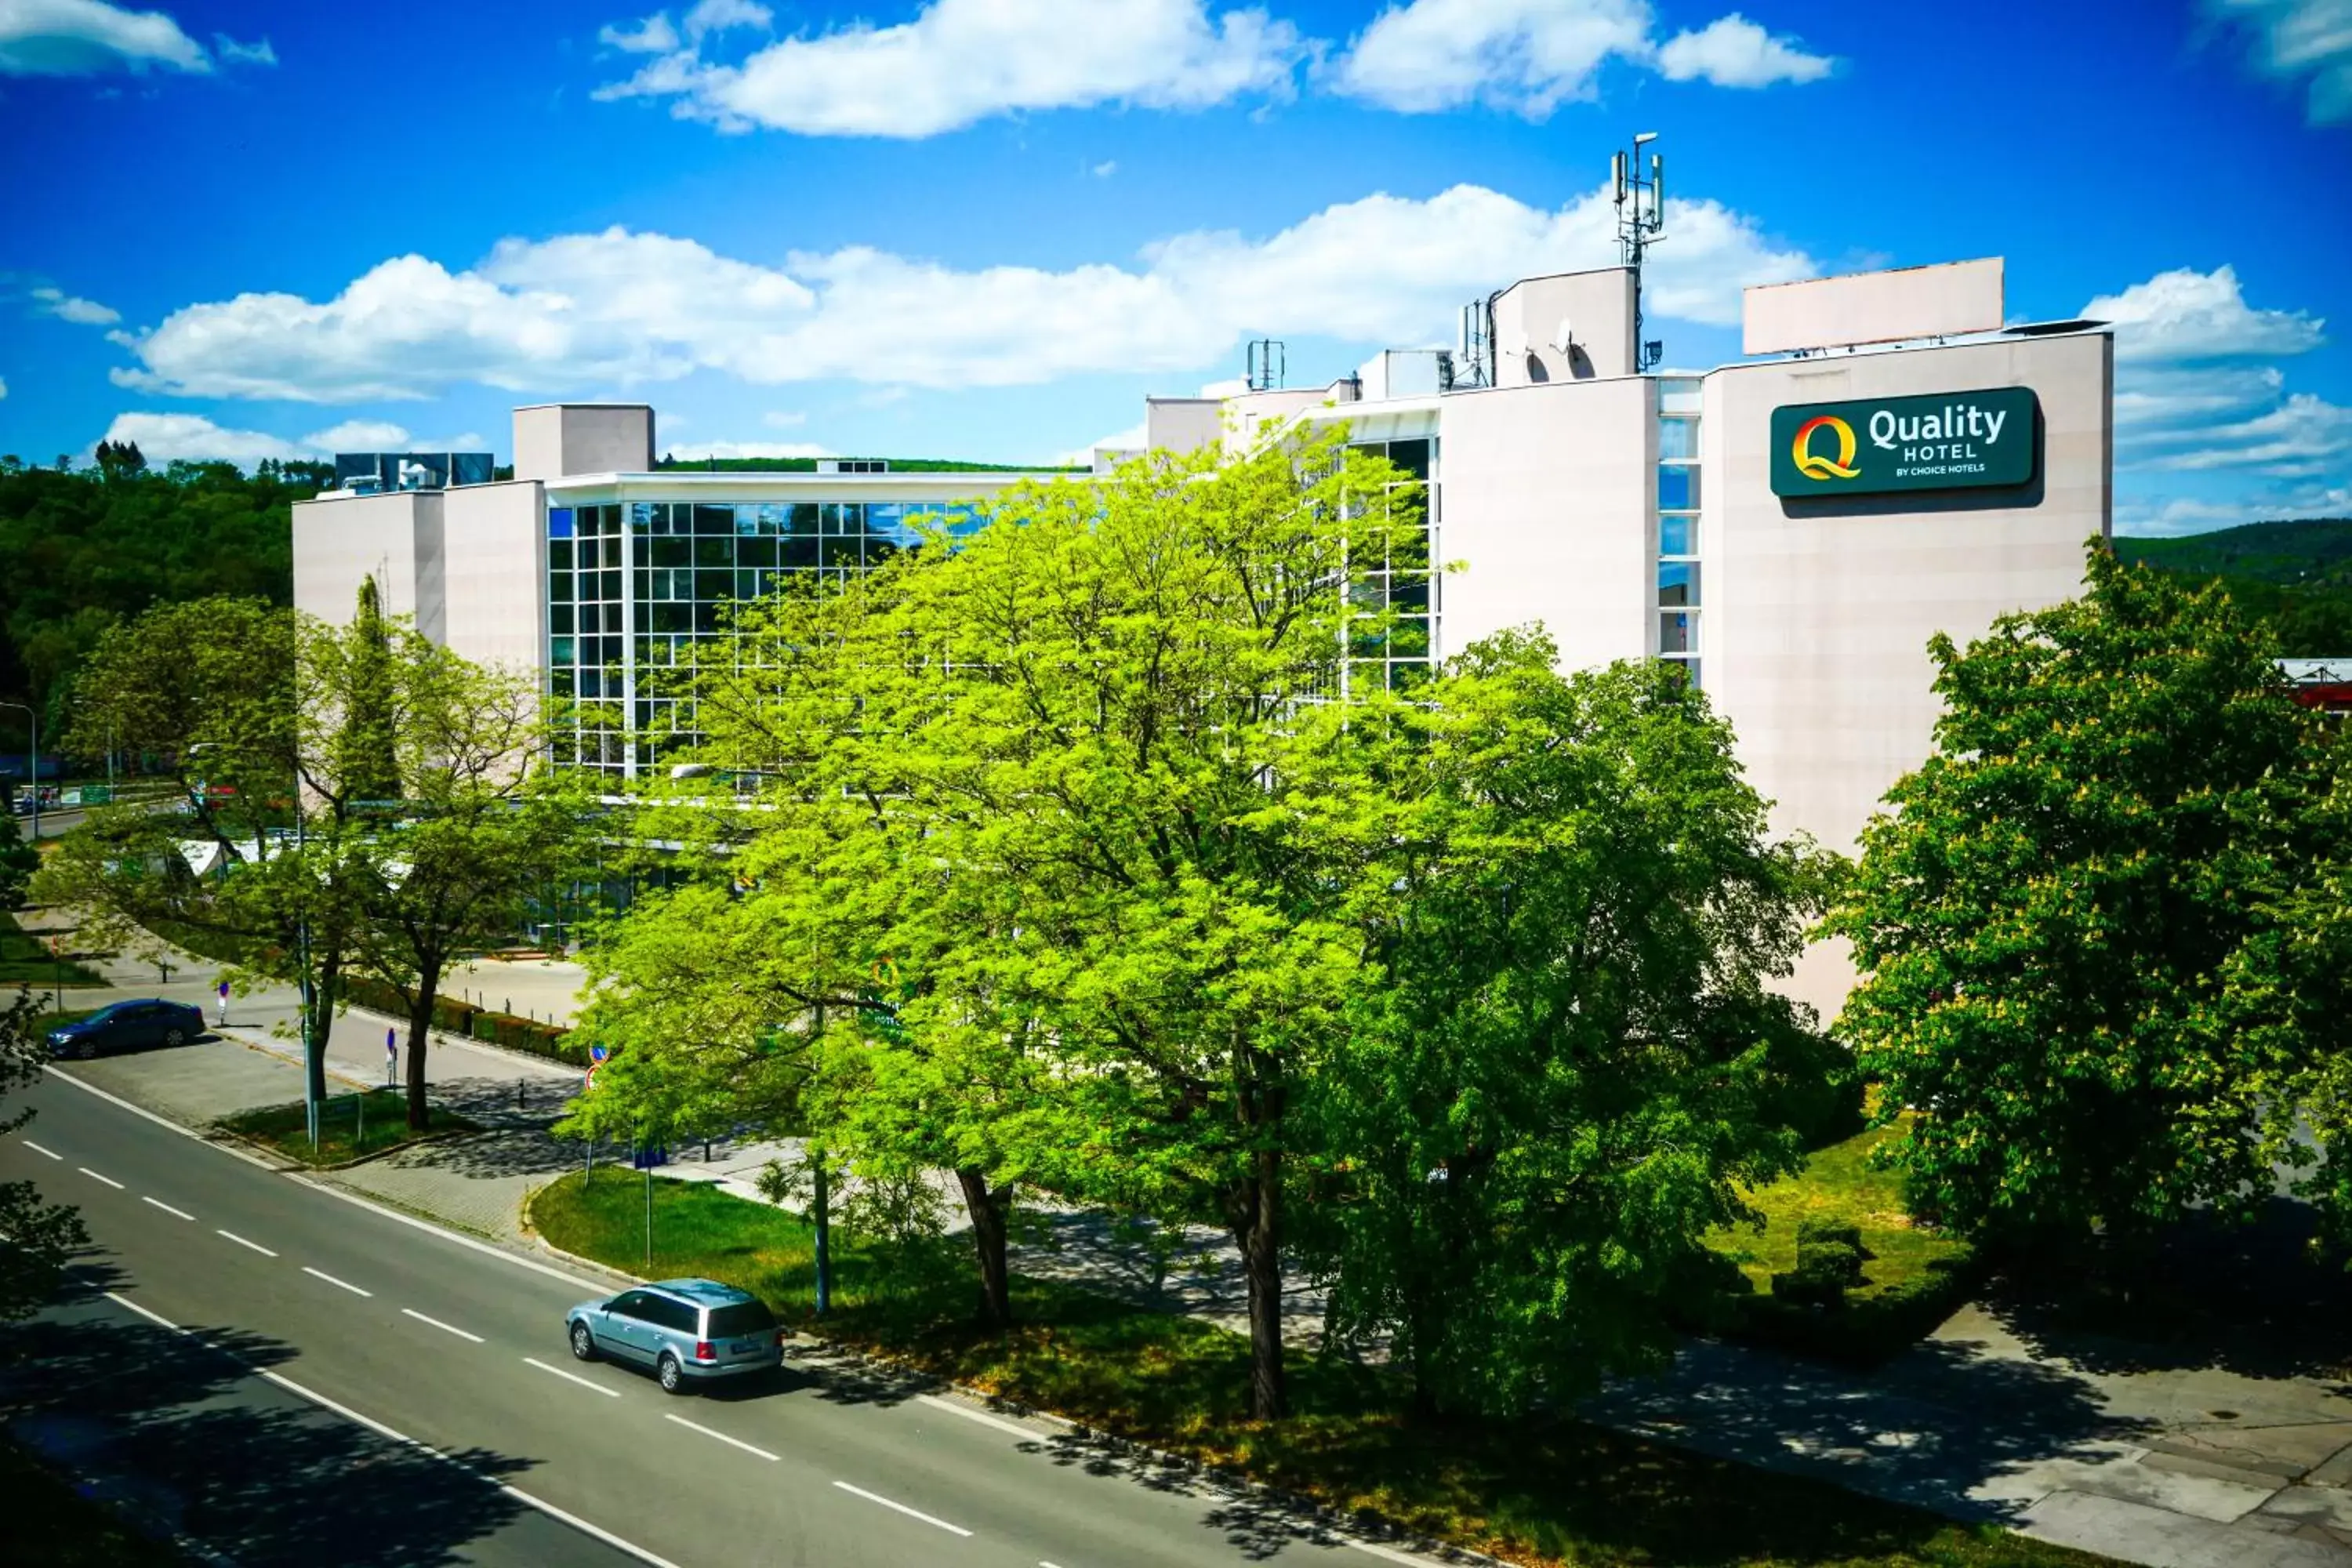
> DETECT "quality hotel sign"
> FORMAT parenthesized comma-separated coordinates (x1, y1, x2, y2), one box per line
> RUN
(1770, 387, 2038, 497)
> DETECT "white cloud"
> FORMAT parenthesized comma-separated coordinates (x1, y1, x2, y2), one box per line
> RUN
(1656, 13, 1834, 87)
(1057, 420, 1149, 466)
(2095, 263, 2349, 529)
(594, 0, 1308, 136)
(303, 419, 415, 451)
(2138, 393, 2352, 479)
(1327, 0, 1831, 114)
(99, 412, 308, 465)
(1329, 0, 1652, 114)
(31, 284, 121, 325)
(89, 412, 489, 469)
(2085, 264, 2325, 362)
(0, 0, 206, 74)
(2205, 0, 2352, 125)
(0, 0, 271, 75)
(601, 12, 679, 52)
(110, 183, 1816, 404)
(213, 33, 273, 66)
(661, 438, 830, 460)
(1091, 159, 1119, 177)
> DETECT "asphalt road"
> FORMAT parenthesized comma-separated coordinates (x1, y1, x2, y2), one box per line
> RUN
(1, 1067, 1425, 1568)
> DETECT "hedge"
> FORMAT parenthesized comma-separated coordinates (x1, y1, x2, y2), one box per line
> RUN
(340, 972, 589, 1067)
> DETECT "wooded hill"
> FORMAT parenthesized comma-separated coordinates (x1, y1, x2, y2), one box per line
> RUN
(2116, 517, 2352, 656)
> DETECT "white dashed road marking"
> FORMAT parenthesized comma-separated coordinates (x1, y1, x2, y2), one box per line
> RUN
(831, 1480, 974, 1537)
(217, 1230, 278, 1257)
(78, 1166, 124, 1189)
(401, 1308, 484, 1344)
(523, 1356, 621, 1397)
(20, 1139, 60, 1160)
(302, 1265, 372, 1298)
(664, 1414, 781, 1462)
(143, 1196, 196, 1221)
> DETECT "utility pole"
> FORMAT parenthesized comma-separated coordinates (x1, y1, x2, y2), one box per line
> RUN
(1612, 131, 1668, 374)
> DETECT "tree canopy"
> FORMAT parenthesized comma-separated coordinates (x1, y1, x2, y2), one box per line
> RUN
(1825, 546, 2349, 1253)
(0, 457, 319, 747)
(572, 428, 1844, 1419)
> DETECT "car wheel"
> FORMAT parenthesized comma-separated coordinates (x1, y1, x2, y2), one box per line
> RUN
(657, 1352, 686, 1395)
(569, 1322, 597, 1362)
(163, 1028, 187, 1047)
(74, 1038, 98, 1060)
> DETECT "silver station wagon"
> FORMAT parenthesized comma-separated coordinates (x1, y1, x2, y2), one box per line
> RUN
(566, 1278, 785, 1394)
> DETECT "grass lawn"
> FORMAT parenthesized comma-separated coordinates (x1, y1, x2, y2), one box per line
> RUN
(215, 1090, 478, 1167)
(0, 1436, 191, 1566)
(1702, 1119, 1980, 1364)
(0, 909, 107, 987)
(533, 1169, 2106, 1568)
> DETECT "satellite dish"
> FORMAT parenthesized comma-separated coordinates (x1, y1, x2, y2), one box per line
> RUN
(1550, 316, 1575, 355)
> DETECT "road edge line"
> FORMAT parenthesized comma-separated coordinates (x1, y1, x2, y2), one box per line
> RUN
(293, 1177, 604, 1290)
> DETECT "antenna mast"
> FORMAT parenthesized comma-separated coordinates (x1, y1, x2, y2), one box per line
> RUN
(1613, 132, 1666, 373)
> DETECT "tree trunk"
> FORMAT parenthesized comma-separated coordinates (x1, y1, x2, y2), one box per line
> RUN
(1227, 1145, 1287, 1421)
(303, 949, 341, 1110)
(405, 953, 444, 1131)
(956, 1167, 1014, 1330)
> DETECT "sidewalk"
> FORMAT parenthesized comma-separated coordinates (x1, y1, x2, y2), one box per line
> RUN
(24, 906, 2352, 1568)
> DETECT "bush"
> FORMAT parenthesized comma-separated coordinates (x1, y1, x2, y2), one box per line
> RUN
(339, 972, 586, 1067)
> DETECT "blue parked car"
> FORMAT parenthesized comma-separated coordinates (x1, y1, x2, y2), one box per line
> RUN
(566, 1277, 784, 1394)
(46, 999, 205, 1059)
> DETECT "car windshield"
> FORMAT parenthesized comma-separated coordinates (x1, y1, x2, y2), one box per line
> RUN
(78, 1004, 129, 1024)
(704, 1302, 775, 1338)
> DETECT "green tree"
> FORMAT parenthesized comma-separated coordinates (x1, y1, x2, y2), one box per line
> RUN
(345, 633, 586, 1131)
(0, 457, 307, 747)
(0, 815, 36, 909)
(0, 989, 89, 1318)
(1294, 638, 1838, 1417)
(1823, 546, 2335, 1253)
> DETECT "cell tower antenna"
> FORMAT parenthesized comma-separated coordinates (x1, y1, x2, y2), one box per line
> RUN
(1247, 338, 1286, 392)
(1613, 131, 1667, 373)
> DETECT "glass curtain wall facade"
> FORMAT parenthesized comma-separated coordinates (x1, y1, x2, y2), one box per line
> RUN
(1345, 436, 1438, 693)
(1655, 379, 1702, 687)
(546, 498, 971, 778)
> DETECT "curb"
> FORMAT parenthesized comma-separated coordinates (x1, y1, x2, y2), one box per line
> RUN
(516, 1181, 1522, 1568)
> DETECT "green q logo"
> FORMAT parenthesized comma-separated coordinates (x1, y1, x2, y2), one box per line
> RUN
(1791, 415, 1860, 481)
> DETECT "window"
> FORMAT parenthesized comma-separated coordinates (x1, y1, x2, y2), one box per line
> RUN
(608, 1290, 653, 1320)
(706, 1301, 776, 1338)
(1656, 396, 1702, 686)
(644, 1296, 698, 1333)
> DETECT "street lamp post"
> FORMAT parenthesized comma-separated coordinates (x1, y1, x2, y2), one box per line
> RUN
(0, 699, 38, 844)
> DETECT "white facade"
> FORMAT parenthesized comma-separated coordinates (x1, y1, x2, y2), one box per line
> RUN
(292, 256, 2112, 1018)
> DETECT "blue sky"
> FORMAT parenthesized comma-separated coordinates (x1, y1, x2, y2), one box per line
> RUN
(1, 0, 2346, 534)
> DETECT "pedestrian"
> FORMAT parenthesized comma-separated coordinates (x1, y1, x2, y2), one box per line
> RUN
(216, 976, 231, 1029)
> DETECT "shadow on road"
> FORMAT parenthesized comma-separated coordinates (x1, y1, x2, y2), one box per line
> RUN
(2, 1261, 550, 1567)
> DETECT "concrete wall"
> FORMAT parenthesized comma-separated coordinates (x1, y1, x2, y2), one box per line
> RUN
(441, 481, 547, 679)
(1743, 258, 2005, 355)
(1437, 374, 1654, 671)
(513, 405, 655, 482)
(1490, 267, 1637, 384)
(1704, 329, 2111, 1019)
(1145, 397, 1223, 456)
(292, 489, 437, 630)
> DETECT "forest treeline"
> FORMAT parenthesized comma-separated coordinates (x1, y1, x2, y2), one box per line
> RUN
(0, 445, 325, 746)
